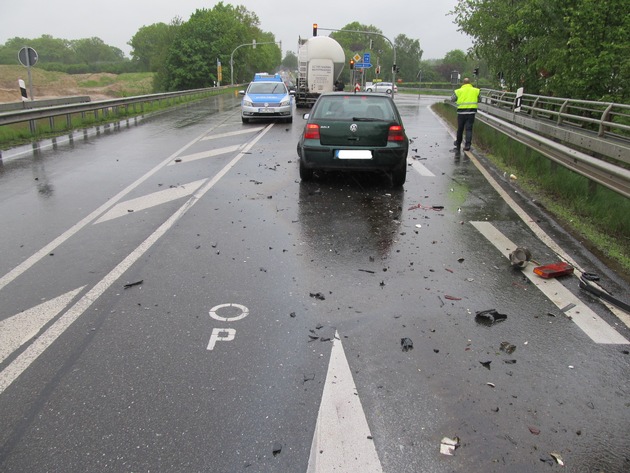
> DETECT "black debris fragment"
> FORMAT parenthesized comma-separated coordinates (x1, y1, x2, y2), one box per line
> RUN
(475, 309, 507, 326)
(303, 373, 315, 383)
(272, 441, 282, 457)
(289, 312, 297, 318)
(310, 292, 326, 301)
(124, 280, 143, 289)
(480, 361, 492, 370)
(401, 338, 414, 352)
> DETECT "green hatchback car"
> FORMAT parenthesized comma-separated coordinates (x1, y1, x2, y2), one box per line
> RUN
(296, 93, 409, 186)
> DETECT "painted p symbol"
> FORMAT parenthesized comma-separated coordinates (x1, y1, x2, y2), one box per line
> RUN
(207, 328, 236, 351)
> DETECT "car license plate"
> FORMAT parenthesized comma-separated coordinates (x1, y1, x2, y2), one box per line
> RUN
(258, 107, 273, 113)
(336, 150, 372, 160)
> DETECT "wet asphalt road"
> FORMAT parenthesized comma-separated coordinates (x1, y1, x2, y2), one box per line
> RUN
(0, 93, 629, 473)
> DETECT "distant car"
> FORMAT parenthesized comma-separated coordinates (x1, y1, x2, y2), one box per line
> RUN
(239, 79, 294, 123)
(365, 82, 398, 94)
(296, 92, 408, 186)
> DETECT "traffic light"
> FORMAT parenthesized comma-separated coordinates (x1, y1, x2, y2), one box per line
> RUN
(473, 67, 479, 76)
(313, 24, 318, 36)
(375, 66, 380, 75)
(350, 59, 354, 70)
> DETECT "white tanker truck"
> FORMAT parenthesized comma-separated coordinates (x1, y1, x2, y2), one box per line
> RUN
(295, 36, 345, 108)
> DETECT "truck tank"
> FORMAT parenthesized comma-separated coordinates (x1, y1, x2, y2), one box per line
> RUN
(296, 36, 345, 108)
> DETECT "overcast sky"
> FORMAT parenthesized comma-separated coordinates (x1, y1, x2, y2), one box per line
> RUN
(0, 0, 471, 60)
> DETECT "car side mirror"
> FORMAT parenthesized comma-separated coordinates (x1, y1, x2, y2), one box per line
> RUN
(302, 113, 310, 120)
(238, 90, 245, 95)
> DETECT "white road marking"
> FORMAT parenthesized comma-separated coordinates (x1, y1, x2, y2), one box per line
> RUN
(94, 179, 207, 224)
(430, 105, 630, 329)
(0, 124, 275, 396)
(0, 287, 84, 364)
(409, 159, 435, 176)
(307, 331, 383, 473)
(471, 221, 628, 344)
(208, 303, 249, 322)
(166, 145, 243, 166)
(207, 328, 236, 350)
(201, 127, 265, 140)
(0, 126, 221, 292)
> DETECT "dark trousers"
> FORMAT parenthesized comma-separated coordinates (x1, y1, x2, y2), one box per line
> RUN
(456, 112, 476, 148)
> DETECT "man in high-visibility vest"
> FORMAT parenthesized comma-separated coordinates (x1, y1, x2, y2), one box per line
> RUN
(451, 78, 481, 153)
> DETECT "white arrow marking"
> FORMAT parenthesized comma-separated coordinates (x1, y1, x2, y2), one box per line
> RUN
(201, 127, 265, 141)
(0, 287, 84, 364)
(94, 179, 207, 224)
(0, 124, 275, 396)
(307, 331, 383, 472)
(167, 145, 244, 166)
(471, 221, 628, 344)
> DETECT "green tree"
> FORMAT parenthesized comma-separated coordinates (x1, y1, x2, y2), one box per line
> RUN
(282, 50, 298, 70)
(394, 34, 423, 82)
(72, 37, 124, 65)
(160, 2, 280, 90)
(452, 0, 629, 102)
(129, 19, 181, 72)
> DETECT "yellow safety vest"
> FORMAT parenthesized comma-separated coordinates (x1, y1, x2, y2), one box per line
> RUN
(454, 84, 480, 112)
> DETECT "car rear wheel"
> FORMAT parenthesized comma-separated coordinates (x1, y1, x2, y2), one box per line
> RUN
(299, 158, 314, 181)
(391, 159, 407, 187)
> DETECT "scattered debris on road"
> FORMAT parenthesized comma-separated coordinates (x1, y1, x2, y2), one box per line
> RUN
(440, 437, 459, 455)
(500, 341, 517, 354)
(474, 309, 507, 326)
(123, 280, 143, 289)
(509, 247, 532, 268)
(401, 338, 414, 352)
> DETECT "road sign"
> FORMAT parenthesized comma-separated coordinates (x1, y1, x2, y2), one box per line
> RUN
(363, 53, 371, 64)
(354, 63, 372, 69)
(18, 47, 38, 67)
(353, 54, 361, 62)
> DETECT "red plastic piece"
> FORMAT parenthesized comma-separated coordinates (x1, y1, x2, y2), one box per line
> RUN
(533, 262, 574, 278)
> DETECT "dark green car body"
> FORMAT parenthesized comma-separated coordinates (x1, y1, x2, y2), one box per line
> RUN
(297, 93, 409, 186)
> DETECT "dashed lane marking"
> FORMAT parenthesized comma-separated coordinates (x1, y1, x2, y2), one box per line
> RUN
(201, 127, 265, 140)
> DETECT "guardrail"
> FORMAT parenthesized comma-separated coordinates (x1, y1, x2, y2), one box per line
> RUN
(0, 86, 232, 134)
(473, 89, 630, 199)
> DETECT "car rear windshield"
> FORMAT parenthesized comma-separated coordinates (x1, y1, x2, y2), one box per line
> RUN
(313, 96, 396, 121)
(248, 82, 287, 94)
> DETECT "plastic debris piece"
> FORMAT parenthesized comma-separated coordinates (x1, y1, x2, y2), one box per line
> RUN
(475, 309, 507, 326)
(500, 342, 516, 354)
(440, 437, 459, 455)
(533, 261, 574, 278)
(550, 452, 564, 466)
(401, 338, 414, 352)
(528, 426, 541, 435)
(509, 247, 532, 268)
(480, 361, 492, 370)
(444, 294, 461, 300)
(123, 280, 143, 289)
(487, 382, 495, 388)
(272, 441, 282, 457)
(309, 292, 326, 300)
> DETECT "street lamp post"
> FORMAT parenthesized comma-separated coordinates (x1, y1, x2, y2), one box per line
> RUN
(230, 41, 282, 86)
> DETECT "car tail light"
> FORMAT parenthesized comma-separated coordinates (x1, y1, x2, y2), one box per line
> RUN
(388, 125, 405, 142)
(304, 123, 320, 140)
